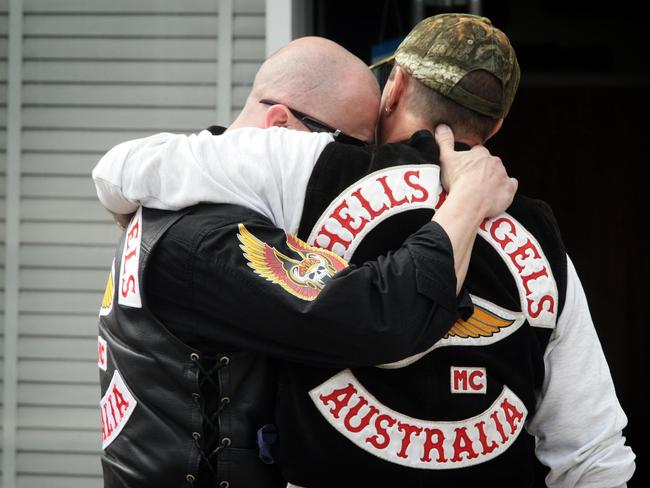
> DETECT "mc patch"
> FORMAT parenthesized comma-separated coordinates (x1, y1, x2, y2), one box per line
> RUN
(238, 224, 348, 301)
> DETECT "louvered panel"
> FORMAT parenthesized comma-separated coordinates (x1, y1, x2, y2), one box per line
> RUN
(18, 406, 99, 429)
(24, 0, 218, 13)
(19, 359, 97, 383)
(23, 84, 218, 109)
(22, 154, 108, 176)
(23, 60, 219, 84)
(20, 291, 107, 314)
(18, 429, 100, 452)
(21, 199, 112, 222)
(21, 222, 121, 245)
(19, 383, 98, 407)
(4, 0, 267, 483)
(22, 129, 159, 152)
(22, 175, 96, 198)
(22, 107, 219, 131)
(23, 37, 261, 61)
(24, 15, 220, 38)
(19, 337, 97, 360)
(21, 268, 107, 292)
(17, 475, 102, 488)
(20, 314, 102, 337)
(20, 245, 115, 269)
(232, 0, 265, 119)
(16, 452, 101, 475)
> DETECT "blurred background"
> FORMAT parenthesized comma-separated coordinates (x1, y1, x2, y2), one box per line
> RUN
(1, 0, 646, 486)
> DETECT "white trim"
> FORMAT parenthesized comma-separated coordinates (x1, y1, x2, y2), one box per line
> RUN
(2, 0, 23, 485)
(217, 0, 233, 125)
(265, 0, 293, 57)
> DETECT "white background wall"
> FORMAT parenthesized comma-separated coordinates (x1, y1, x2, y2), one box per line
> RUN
(0, 1, 266, 486)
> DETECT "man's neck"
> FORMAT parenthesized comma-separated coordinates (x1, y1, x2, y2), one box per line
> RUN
(382, 114, 480, 147)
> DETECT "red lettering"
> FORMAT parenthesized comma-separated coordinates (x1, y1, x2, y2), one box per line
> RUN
(404, 170, 429, 203)
(127, 220, 139, 240)
(501, 398, 524, 434)
(343, 395, 379, 433)
(508, 239, 541, 273)
(101, 403, 113, 440)
(319, 383, 357, 419)
(98, 342, 106, 364)
(421, 428, 447, 463)
(450, 427, 479, 462)
(332, 198, 370, 238)
(316, 225, 352, 252)
(366, 414, 396, 450)
(469, 370, 485, 391)
(475, 420, 498, 455)
(521, 267, 549, 296)
(108, 396, 119, 425)
(453, 369, 467, 391)
(376, 176, 408, 208)
(489, 217, 516, 249)
(396, 422, 423, 459)
(112, 384, 131, 419)
(121, 274, 136, 298)
(490, 411, 508, 444)
(351, 187, 388, 220)
(479, 218, 490, 232)
(527, 294, 556, 319)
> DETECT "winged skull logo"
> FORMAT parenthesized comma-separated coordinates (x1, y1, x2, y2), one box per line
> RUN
(237, 224, 348, 301)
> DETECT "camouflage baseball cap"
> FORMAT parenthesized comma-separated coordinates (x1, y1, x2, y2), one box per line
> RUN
(370, 13, 520, 118)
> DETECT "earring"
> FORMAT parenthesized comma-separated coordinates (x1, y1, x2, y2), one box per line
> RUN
(385, 106, 392, 114)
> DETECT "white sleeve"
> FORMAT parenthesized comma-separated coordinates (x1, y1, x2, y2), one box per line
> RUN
(526, 256, 635, 487)
(91, 127, 334, 233)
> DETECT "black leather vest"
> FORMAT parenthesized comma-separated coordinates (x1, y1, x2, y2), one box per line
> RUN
(277, 133, 568, 487)
(98, 207, 282, 488)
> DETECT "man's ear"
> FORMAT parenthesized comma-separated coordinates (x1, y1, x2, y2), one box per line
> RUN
(264, 104, 291, 128)
(384, 66, 407, 113)
(484, 117, 504, 142)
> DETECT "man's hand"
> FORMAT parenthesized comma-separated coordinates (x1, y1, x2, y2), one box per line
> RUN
(435, 124, 517, 219)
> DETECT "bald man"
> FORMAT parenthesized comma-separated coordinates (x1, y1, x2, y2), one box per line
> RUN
(93, 37, 517, 488)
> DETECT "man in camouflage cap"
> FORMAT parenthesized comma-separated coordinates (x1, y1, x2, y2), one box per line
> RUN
(93, 13, 635, 487)
(378, 13, 519, 118)
(280, 14, 633, 487)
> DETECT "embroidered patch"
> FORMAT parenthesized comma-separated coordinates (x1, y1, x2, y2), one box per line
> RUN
(98, 335, 108, 371)
(118, 207, 142, 308)
(100, 369, 137, 450)
(450, 366, 486, 394)
(238, 224, 348, 301)
(310, 369, 527, 469)
(99, 259, 115, 317)
(307, 165, 443, 260)
(479, 214, 558, 328)
(379, 295, 524, 369)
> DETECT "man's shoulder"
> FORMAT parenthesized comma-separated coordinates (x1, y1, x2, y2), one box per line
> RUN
(150, 203, 272, 249)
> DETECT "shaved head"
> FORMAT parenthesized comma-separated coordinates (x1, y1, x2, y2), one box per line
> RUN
(234, 37, 380, 144)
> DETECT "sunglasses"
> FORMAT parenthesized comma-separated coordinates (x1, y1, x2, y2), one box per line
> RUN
(259, 99, 367, 146)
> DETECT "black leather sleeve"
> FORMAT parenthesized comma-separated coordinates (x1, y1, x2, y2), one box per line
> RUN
(148, 209, 463, 368)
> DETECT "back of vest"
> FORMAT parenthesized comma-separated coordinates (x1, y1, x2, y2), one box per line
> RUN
(97, 206, 284, 488)
(277, 135, 567, 487)
(98, 207, 204, 486)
